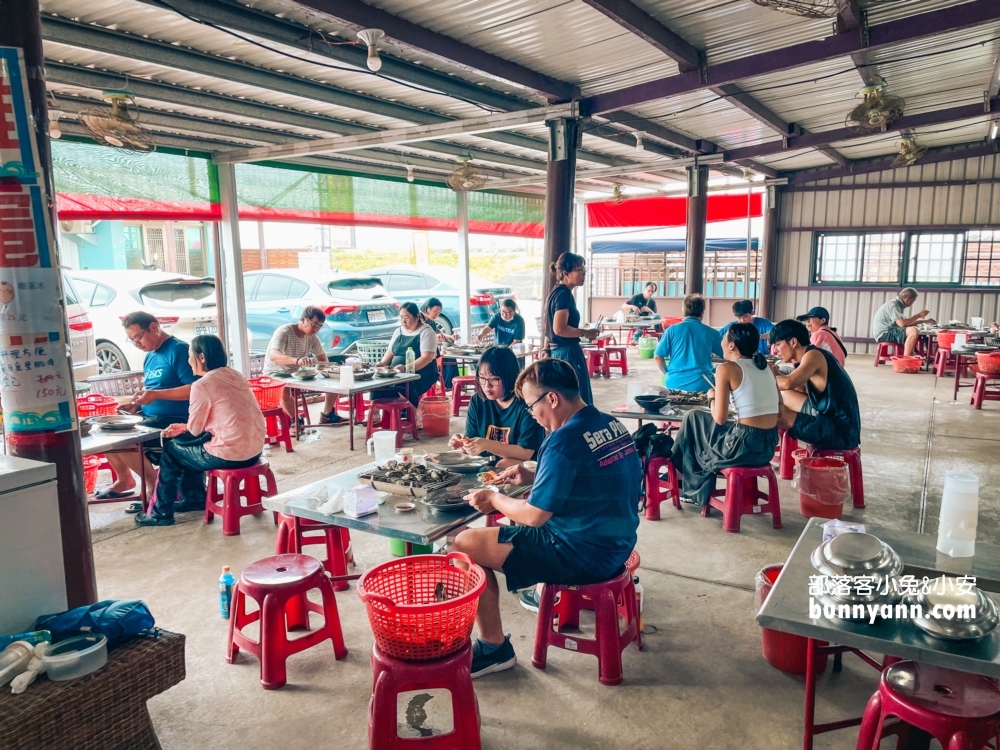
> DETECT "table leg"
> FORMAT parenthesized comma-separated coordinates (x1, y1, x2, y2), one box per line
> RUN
(138, 444, 149, 514)
(803, 637, 818, 750)
(348, 396, 355, 451)
(405, 541, 413, 556)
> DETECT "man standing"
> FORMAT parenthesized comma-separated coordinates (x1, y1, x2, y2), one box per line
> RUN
(454, 359, 641, 678)
(264, 306, 342, 425)
(719, 300, 773, 355)
(96, 312, 201, 509)
(797, 306, 848, 367)
(654, 294, 723, 392)
(770, 320, 860, 451)
(871, 288, 935, 356)
(620, 282, 659, 343)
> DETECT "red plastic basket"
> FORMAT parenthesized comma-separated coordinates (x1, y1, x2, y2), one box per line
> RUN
(357, 552, 486, 661)
(661, 317, 683, 328)
(82, 455, 102, 496)
(891, 355, 923, 374)
(976, 352, 1000, 376)
(249, 377, 285, 411)
(936, 330, 959, 348)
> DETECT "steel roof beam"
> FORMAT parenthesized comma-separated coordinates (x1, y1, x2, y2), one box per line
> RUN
(989, 53, 1000, 100)
(485, 154, 725, 189)
(581, 0, 1000, 115)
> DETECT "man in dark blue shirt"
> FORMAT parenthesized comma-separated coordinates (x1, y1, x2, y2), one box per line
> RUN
(455, 359, 641, 678)
(97, 312, 199, 506)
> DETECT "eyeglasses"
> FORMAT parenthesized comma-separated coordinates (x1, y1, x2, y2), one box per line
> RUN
(476, 375, 502, 387)
(525, 391, 551, 412)
(305, 319, 323, 331)
(128, 328, 149, 345)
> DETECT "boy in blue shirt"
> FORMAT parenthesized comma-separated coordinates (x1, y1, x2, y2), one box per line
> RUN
(654, 294, 723, 392)
(719, 300, 774, 355)
(455, 359, 641, 678)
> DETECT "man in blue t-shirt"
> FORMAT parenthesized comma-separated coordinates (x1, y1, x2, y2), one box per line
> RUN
(97, 311, 200, 507)
(454, 358, 641, 678)
(718, 300, 774, 355)
(654, 294, 723, 392)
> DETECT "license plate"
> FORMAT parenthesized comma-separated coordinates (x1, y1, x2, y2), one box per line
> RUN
(195, 325, 218, 335)
(366, 310, 386, 323)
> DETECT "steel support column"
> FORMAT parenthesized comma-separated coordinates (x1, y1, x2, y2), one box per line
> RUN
(215, 163, 250, 375)
(757, 186, 781, 319)
(456, 191, 472, 344)
(1, 0, 96, 607)
(542, 118, 579, 307)
(684, 165, 708, 295)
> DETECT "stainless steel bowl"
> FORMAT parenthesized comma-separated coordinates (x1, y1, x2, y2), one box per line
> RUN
(905, 576, 1000, 641)
(810, 533, 903, 618)
(426, 452, 491, 473)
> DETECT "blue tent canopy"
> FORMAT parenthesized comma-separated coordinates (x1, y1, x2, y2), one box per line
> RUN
(591, 238, 759, 254)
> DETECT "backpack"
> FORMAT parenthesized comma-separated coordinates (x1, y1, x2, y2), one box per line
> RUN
(35, 599, 157, 649)
(633, 424, 674, 511)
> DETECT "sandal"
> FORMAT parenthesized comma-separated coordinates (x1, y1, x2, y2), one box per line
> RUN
(94, 488, 136, 501)
(125, 502, 143, 514)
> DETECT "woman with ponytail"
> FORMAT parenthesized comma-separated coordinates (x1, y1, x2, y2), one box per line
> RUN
(670, 322, 780, 507)
(543, 252, 598, 405)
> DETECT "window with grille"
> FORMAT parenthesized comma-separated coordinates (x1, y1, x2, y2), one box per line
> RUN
(816, 234, 860, 282)
(964, 230, 1000, 286)
(907, 233, 963, 284)
(815, 233, 903, 284)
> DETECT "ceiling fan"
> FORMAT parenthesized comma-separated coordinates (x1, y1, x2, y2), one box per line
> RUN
(77, 90, 156, 153)
(446, 157, 489, 192)
(891, 137, 928, 169)
(845, 85, 905, 135)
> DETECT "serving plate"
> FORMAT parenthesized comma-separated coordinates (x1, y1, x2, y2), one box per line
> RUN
(90, 414, 144, 431)
(419, 494, 471, 512)
(426, 452, 491, 473)
(904, 576, 1000, 641)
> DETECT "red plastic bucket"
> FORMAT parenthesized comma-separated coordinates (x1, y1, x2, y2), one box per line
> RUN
(796, 457, 849, 520)
(417, 396, 451, 437)
(756, 565, 828, 675)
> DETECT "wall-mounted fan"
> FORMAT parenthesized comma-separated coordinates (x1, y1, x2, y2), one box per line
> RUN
(891, 138, 927, 169)
(845, 85, 905, 134)
(446, 157, 488, 192)
(749, 0, 838, 18)
(77, 91, 156, 153)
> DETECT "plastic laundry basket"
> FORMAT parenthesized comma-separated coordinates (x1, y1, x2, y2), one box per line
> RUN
(638, 337, 657, 359)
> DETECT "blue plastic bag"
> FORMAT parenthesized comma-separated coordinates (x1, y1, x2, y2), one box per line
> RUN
(35, 599, 156, 649)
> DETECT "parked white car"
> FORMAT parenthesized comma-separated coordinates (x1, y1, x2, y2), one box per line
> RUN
(62, 271, 100, 383)
(67, 270, 218, 374)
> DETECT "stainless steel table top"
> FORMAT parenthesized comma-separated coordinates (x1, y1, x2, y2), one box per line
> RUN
(280, 372, 419, 396)
(80, 425, 162, 456)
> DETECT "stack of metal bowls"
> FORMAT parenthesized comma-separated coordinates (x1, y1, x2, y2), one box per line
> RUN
(810, 533, 903, 620)
(904, 575, 1000, 641)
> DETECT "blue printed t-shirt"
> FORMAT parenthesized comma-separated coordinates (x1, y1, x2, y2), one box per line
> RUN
(486, 313, 525, 347)
(545, 284, 580, 347)
(719, 316, 775, 355)
(141, 336, 197, 421)
(528, 406, 641, 578)
(654, 317, 723, 392)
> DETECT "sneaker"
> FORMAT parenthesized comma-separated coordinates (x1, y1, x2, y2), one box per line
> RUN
(518, 588, 540, 614)
(134, 512, 174, 527)
(319, 411, 344, 425)
(471, 636, 516, 678)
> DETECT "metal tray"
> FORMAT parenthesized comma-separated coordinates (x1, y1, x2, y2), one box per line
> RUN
(357, 469, 462, 497)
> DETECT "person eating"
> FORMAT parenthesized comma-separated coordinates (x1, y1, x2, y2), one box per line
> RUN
(447, 346, 544, 469)
(653, 294, 722, 392)
(769, 319, 861, 452)
(422, 297, 458, 390)
(718, 300, 773, 355)
(373, 301, 439, 407)
(134, 335, 265, 527)
(797, 306, 848, 367)
(670, 323, 779, 506)
(263, 306, 342, 425)
(544, 252, 598, 405)
(620, 282, 659, 342)
(453, 358, 641, 678)
(476, 298, 525, 349)
(871, 287, 935, 357)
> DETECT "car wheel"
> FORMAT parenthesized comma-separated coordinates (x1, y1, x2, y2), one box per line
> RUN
(96, 342, 128, 374)
(436, 315, 454, 335)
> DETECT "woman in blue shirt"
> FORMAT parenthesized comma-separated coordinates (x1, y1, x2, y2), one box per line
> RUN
(654, 294, 723, 392)
(544, 252, 598, 405)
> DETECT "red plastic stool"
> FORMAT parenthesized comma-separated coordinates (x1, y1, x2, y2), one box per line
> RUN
(262, 408, 293, 453)
(366, 397, 419, 447)
(772, 429, 798, 481)
(644, 456, 680, 520)
(204, 460, 278, 536)
(855, 661, 1000, 750)
(334, 392, 368, 424)
(934, 346, 956, 378)
(368, 641, 481, 750)
(703, 465, 781, 533)
(812, 447, 865, 508)
(449, 375, 477, 417)
(226, 553, 348, 690)
(873, 340, 904, 367)
(275, 513, 353, 592)
(605, 345, 628, 376)
(584, 348, 610, 378)
(532, 567, 641, 686)
(972, 372, 1000, 409)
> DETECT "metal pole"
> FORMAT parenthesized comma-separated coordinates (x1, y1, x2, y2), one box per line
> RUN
(574, 199, 588, 318)
(745, 186, 753, 304)
(211, 221, 227, 349)
(1, 0, 96, 606)
(257, 220, 267, 269)
(684, 165, 708, 295)
(456, 190, 472, 343)
(215, 162, 250, 375)
(541, 118, 579, 309)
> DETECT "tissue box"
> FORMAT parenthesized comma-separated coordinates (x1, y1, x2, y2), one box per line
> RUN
(344, 485, 380, 518)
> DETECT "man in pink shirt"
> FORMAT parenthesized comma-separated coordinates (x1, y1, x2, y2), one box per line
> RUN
(797, 307, 848, 368)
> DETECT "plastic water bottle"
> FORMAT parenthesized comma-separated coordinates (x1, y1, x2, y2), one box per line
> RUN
(0, 630, 51, 651)
(405, 347, 415, 374)
(219, 566, 236, 619)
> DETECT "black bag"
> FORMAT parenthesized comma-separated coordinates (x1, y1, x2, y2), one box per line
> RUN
(634, 424, 674, 510)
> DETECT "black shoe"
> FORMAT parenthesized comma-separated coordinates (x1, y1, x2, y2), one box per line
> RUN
(471, 636, 516, 678)
(319, 411, 344, 425)
(134, 512, 174, 527)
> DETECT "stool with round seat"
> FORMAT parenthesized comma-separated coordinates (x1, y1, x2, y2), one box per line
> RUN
(532, 567, 641, 686)
(204, 460, 278, 536)
(275, 513, 353, 592)
(855, 661, 1000, 750)
(605, 345, 629, 376)
(703, 465, 781, 533)
(450, 375, 478, 416)
(366, 397, 419, 446)
(773, 429, 799, 481)
(584, 348, 610, 378)
(934, 345, 956, 378)
(873, 341, 905, 367)
(226, 554, 348, 690)
(644, 456, 680, 521)
(811, 446, 865, 508)
(262, 408, 293, 453)
(333, 392, 369, 424)
(368, 641, 481, 750)
(971, 372, 1000, 409)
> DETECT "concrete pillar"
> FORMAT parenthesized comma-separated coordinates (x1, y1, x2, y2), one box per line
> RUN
(684, 165, 708, 295)
(757, 185, 781, 320)
(216, 163, 250, 375)
(541, 118, 579, 307)
(456, 191, 472, 343)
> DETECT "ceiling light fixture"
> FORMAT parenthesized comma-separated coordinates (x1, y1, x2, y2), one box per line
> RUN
(356, 29, 385, 72)
(406, 165, 414, 182)
(634, 131, 645, 152)
(47, 109, 63, 140)
(991, 121, 999, 141)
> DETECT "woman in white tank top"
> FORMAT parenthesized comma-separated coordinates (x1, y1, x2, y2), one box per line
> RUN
(670, 323, 780, 506)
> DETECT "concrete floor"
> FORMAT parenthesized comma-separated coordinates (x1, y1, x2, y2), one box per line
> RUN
(86, 353, 1000, 750)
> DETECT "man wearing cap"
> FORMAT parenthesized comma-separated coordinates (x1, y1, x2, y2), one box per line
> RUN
(719, 300, 773, 355)
(797, 307, 848, 367)
(871, 288, 935, 356)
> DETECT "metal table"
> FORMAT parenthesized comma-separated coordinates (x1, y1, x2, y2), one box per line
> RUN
(601, 319, 659, 345)
(757, 518, 1000, 749)
(80, 424, 163, 508)
(610, 402, 721, 427)
(283, 373, 419, 450)
(262, 461, 530, 554)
